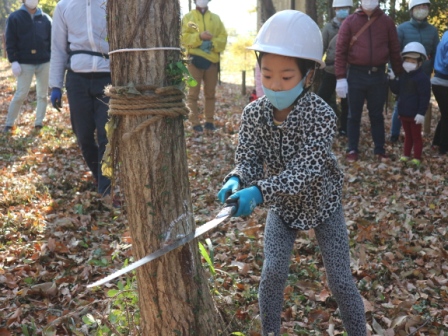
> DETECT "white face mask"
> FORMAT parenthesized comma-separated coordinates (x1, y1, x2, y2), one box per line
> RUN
(196, 0, 209, 8)
(361, 0, 378, 11)
(413, 8, 429, 20)
(25, 0, 38, 9)
(403, 61, 417, 73)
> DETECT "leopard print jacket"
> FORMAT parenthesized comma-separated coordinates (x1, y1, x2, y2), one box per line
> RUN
(225, 91, 344, 230)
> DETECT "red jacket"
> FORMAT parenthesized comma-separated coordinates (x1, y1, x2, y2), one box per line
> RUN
(335, 7, 403, 79)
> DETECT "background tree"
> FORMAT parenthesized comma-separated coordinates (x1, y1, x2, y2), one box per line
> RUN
(306, 0, 318, 22)
(260, 0, 276, 24)
(106, 0, 224, 334)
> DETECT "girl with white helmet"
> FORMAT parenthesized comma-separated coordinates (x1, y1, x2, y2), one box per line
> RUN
(389, 42, 431, 167)
(217, 10, 366, 336)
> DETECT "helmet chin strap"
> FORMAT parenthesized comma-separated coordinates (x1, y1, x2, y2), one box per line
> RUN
(304, 63, 319, 89)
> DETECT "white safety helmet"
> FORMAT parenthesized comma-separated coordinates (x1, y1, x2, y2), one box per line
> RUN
(401, 41, 427, 60)
(247, 10, 325, 69)
(408, 0, 430, 10)
(332, 0, 353, 8)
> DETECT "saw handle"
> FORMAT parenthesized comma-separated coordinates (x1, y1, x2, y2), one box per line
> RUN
(224, 194, 239, 216)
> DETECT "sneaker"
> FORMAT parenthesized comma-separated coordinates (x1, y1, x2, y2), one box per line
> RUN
(409, 158, 421, 167)
(192, 124, 203, 133)
(346, 150, 358, 162)
(3, 126, 12, 133)
(399, 156, 410, 163)
(390, 135, 399, 143)
(33, 125, 43, 134)
(204, 122, 216, 131)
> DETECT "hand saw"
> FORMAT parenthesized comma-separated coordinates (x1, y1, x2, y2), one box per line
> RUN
(87, 199, 237, 288)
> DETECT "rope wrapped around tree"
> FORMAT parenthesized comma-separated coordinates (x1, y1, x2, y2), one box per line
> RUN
(105, 84, 189, 141)
(102, 84, 189, 180)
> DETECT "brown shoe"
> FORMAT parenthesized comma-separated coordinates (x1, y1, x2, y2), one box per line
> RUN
(346, 151, 358, 162)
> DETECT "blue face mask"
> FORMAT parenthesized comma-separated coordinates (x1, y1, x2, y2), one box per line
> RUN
(262, 76, 306, 111)
(335, 9, 349, 19)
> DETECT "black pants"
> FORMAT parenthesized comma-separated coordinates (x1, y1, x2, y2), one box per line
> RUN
(66, 71, 111, 195)
(432, 84, 448, 153)
(317, 70, 348, 133)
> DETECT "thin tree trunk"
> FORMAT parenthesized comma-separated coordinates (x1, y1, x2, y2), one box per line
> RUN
(306, 0, 317, 22)
(260, 0, 276, 24)
(107, 1, 224, 335)
(389, 0, 397, 19)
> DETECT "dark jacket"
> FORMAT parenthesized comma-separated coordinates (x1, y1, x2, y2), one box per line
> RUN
(5, 6, 52, 64)
(389, 67, 431, 118)
(322, 17, 341, 53)
(397, 19, 439, 76)
(335, 7, 403, 79)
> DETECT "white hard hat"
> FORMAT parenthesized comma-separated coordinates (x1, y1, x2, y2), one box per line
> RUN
(408, 0, 430, 10)
(247, 10, 325, 69)
(401, 41, 427, 60)
(332, 0, 353, 7)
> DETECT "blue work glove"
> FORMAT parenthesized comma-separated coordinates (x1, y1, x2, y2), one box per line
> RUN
(199, 40, 212, 53)
(217, 176, 240, 203)
(51, 88, 62, 111)
(229, 186, 263, 217)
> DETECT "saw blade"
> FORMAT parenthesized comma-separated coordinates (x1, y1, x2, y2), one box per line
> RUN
(87, 205, 235, 288)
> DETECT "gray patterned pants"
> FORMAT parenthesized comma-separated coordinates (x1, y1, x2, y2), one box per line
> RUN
(259, 205, 366, 335)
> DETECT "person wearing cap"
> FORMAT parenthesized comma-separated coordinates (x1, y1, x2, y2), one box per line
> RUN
(389, 42, 431, 166)
(389, 0, 439, 143)
(317, 0, 353, 136)
(49, 0, 111, 197)
(431, 30, 448, 155)
(181, 0, 227, 133)
(217, 10, 366, 336)
(3, 0, 51, 133)
(335, 0, 403, 162)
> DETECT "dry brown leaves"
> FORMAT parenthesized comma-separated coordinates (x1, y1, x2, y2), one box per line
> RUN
(0, 58, 447, 335)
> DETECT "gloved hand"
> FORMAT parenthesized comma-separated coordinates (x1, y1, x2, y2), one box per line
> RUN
(200, 40, 212, 53)
(217, 176, 240, 203)
(229, 186, 263, 217)
(336, 78, 348, 98)
(387, 68, 395, 80)
(50, 88, 62, 111)
(414, 114, 425, 125)
(11, 62, 21, 77)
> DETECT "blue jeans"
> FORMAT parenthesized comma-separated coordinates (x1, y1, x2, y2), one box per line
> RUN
(65, 71, 111, 195)
(5, 62, 50, 127)
(390, 101, 401, 137)
(347, 67, 388, 154)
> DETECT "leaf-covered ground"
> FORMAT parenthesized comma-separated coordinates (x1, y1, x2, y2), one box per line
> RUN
(0, 60, 447, 336)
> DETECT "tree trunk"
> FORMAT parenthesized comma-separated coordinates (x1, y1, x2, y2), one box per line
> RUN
(107, 1, 224, 335)
(306, 0, 317, 22)
(389, 0, 397, 20)
(260, 0, 276, 24)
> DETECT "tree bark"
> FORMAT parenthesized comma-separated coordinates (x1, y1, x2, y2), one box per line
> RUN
(260, 0, 276, 24)
(107, 1, 224, 335)
(389, 0, 397, 19)
(306, 0, 317, 22)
